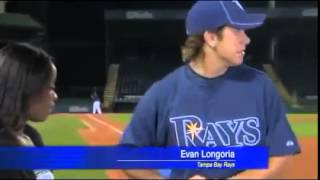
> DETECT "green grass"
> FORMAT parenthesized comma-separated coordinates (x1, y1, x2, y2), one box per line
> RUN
(289, 121, 318, 137)
(106, 113, 132, 123)
(53, 169, 106, 179)
(30, 114, 107, 179)
(29, 114, 86, 145)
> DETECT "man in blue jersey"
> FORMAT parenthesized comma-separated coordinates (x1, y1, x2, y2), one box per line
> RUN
(120, 1, 301, 179)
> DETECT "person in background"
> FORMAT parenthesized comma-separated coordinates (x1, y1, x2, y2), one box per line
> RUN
(0, 42, 58, 179)
(91, 87, 102, 114)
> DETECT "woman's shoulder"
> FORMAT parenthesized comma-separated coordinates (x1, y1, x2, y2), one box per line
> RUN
(0, 170, 35, 179)
(0, 130, 18, 146)
(24, 124, 45, 146)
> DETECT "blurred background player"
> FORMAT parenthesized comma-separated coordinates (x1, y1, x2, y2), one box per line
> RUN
(91, 87, 102, 114)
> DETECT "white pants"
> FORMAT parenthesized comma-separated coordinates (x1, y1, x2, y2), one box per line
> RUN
(93, 101, 102, 114)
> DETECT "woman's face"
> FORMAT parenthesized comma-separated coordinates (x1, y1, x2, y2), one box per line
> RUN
(28, 63, 58, 122)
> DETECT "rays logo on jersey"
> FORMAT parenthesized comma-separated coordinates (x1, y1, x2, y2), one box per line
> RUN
(169, 115, 261, 147)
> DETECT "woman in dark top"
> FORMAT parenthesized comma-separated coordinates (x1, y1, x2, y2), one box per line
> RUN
(0, 43, 58, 179)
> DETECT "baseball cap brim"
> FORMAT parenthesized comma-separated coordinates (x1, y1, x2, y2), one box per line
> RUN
(229, 13, 267, 30)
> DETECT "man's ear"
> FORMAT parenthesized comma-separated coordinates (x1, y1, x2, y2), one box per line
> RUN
(203, 31, 218, 48)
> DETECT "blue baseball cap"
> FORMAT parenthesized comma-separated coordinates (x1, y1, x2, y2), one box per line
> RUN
(186, 0, 266, 35)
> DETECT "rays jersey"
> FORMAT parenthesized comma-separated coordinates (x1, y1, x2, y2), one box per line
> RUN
(120, 64, 300, 179)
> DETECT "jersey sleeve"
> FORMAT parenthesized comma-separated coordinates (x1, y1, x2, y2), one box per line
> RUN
(264, 77, 301, 156)
(119, 82, 162, 146)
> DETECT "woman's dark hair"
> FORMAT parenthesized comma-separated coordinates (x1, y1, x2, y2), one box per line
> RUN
(0, 42, 54, 145)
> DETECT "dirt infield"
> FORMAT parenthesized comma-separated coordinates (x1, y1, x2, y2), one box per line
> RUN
(272, 137, 318, 179)
(78, 114, 317, 179)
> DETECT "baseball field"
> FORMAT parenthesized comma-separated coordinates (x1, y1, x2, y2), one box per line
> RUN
(29, 113, 318, 179)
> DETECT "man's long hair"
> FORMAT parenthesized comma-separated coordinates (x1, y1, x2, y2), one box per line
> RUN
(181, 26, 225, 63)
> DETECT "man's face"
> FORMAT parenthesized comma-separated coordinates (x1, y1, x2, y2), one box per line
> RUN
(214, 26, 251, 66)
